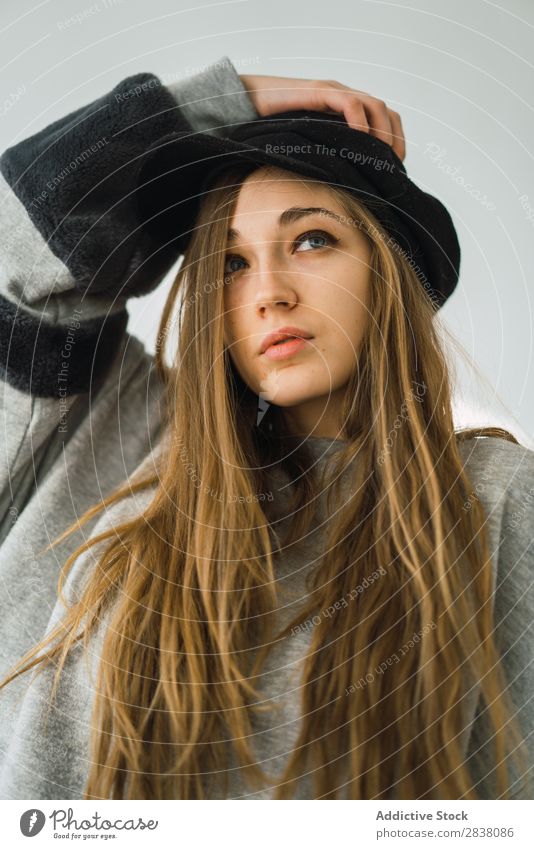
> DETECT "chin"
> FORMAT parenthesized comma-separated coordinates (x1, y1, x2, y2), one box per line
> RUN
(256, 381, 327, 409)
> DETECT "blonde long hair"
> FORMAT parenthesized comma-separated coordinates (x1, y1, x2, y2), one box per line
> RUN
(1, 163, 530, 800)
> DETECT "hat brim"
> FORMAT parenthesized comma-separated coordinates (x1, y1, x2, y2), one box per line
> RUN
(135, 113, 460, 308)
(135, 127, 378, 252)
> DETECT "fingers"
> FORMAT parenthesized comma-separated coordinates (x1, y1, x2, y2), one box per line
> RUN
(388, 109, 406, 162)
(240, 74, 406, 162)
(353, 94, 394, 149)
(312, 82, 369, 133)
(313, 80, 406, 162)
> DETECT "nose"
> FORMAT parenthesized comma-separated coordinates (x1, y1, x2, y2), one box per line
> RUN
(253, 255, 299, 316)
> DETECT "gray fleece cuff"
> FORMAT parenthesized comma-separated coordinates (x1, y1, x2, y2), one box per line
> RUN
(165, 55, 259, 135)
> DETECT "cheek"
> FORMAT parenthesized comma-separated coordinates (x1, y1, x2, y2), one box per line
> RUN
(321, 282, 370, 355)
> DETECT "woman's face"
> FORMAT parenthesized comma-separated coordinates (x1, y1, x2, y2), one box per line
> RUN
(222, 167, 372, 439)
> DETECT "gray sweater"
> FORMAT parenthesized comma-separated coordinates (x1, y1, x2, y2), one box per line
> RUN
(0, 57, 533, 800)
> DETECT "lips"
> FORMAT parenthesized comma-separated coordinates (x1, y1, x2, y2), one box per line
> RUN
(260, 326, 314, 355)
(272, 337, 294, 345)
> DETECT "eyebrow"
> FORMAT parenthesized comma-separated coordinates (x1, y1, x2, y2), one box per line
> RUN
(226, 206, 345, 243)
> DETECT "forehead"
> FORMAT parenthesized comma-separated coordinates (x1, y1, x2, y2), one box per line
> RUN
(229, 166, 342, 223)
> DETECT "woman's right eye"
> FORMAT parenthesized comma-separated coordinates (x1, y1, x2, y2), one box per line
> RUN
(224, 255, 247, 276)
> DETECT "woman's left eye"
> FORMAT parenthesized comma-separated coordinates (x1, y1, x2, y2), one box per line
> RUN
(294, 230, 339, 252)
(223, 230, 339, 276)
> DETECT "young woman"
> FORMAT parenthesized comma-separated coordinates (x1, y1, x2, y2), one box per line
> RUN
(0, 56, 532, 802)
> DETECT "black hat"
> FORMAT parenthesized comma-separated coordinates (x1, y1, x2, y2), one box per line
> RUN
(137, 109, 461, 308)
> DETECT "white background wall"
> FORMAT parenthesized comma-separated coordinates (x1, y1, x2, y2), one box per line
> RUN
(2, 0, 533, 444)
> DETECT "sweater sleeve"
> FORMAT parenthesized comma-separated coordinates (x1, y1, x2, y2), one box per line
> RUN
(464, 442, 534, 799)
(0, 56, 258, 497)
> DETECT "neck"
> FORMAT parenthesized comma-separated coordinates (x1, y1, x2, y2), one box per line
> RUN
(279, 390, 347, 440)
